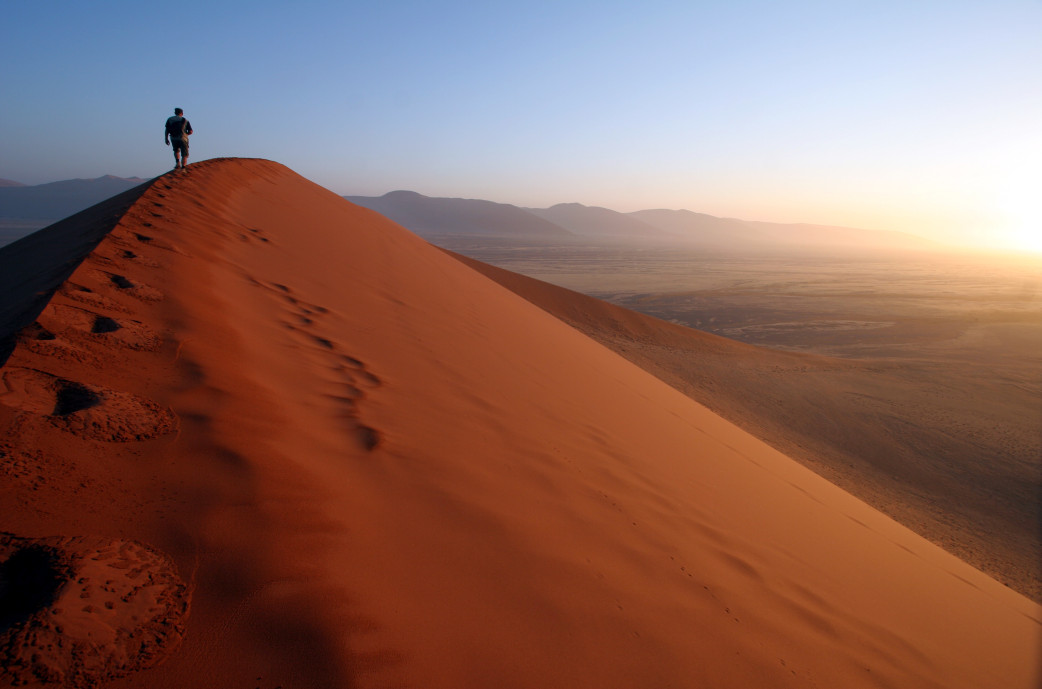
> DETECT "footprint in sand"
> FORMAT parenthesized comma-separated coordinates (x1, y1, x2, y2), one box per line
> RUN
(40, 304, 162, 351)
(60, 283, 131, 314)
(89, 270, 165, 302)
(0, 534, 189, 688)
(103, 247, 160, 268)
(15, 321, 94, 365)
(116, 229, 180, 254)
(19, 322, 57, 342)
(0, 368, 177, 442)
(237, 227, 273, 245)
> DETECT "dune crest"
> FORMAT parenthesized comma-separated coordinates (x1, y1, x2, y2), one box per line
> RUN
(0, 158, 1038, 688)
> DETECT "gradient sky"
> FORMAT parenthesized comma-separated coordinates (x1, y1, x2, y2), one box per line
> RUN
(3, 1, 1040, 251)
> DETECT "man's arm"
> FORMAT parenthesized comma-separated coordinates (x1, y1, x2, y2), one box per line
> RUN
(185, 120, 193, 136)
(164, 121, 169, 145)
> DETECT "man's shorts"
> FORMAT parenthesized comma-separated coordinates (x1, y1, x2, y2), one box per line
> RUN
(171, 138, 189, 157)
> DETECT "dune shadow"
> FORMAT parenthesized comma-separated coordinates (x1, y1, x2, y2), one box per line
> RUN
(0, 181, 152, 367)
(91, 315, 122, 334)
(52, 381, 101, 416)
(0, 545, 67, 632)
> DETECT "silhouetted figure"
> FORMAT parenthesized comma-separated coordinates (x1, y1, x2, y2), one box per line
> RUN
(164, 108, 194, 171)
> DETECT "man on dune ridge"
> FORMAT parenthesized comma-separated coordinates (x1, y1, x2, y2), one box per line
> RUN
(164, 107, 193, 171)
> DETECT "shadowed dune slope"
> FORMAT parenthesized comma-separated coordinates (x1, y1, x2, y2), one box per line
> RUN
(0, 158, 1038, 689)
(0, 182, 151, 362)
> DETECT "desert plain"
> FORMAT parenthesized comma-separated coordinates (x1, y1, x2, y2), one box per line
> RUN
(0, 158, 1039, 688)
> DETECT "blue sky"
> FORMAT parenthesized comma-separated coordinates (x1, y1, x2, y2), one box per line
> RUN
(3, 1, 1040, 250)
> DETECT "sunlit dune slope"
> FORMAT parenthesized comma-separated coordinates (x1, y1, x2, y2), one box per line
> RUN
(447, 250, 1042, 602)
(0, 158, 1037, 689)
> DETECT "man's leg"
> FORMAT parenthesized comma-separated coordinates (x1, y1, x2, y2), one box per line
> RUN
(173, 140, 185, 169)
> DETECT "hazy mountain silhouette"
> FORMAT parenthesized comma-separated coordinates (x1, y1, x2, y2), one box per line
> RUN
(0, 175, 147, 246)
(344, 190, 572, 237)
(347, 190, 935, 251)
(527, 203, 663, 237)
(6, 175, 937, 252)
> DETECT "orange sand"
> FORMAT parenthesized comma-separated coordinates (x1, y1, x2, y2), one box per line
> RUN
(0, 158, 1038, 688)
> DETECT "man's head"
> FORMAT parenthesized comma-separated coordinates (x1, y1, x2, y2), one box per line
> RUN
(174, 108, 183, 116)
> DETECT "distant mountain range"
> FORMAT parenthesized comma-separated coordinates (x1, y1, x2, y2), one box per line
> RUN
(0, 175, 147, 220)
(0, 175, 148, 246)
(1, 175, 935, 253)
(343, 190, 570, 238)
(347, 191, 937, 251)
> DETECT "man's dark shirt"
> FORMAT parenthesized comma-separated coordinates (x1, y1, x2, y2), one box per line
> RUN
(165, 116, 193, 140)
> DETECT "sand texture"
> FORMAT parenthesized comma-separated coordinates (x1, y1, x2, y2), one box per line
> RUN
(0, 158, 1038, 688)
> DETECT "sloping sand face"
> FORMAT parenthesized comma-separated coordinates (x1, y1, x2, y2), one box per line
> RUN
(446, 249, 1042, 603)
(0, 158, 1038, 688)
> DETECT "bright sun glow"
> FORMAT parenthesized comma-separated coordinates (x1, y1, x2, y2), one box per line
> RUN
(995, 169, 1042, 253)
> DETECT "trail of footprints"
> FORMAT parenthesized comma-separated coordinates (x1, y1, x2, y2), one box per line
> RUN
(1, 175, 379, 688)
(0, 180, 190, 686)
(254, 279, 384, 452)
(4, 193, 175, 442)
(239, 226, 272, 244)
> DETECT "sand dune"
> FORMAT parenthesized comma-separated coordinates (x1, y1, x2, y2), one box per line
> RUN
(448, 250, 1042, 602)
(0, 158, 1038, 688)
